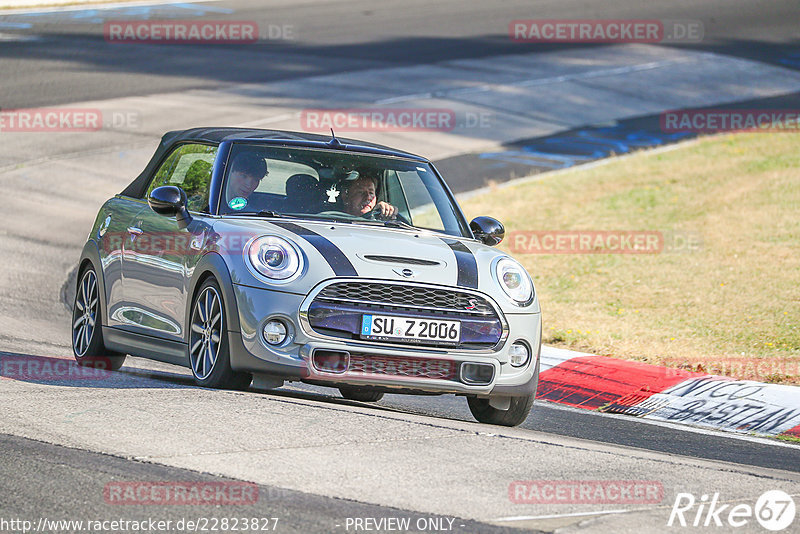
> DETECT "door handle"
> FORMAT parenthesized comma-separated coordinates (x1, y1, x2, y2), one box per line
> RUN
(127, 227, 143, 242)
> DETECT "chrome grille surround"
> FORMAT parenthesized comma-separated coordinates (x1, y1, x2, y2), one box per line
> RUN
(299, 279, 508, 353)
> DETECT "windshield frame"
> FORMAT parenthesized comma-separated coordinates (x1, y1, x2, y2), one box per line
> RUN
(212, 140, 474, 238)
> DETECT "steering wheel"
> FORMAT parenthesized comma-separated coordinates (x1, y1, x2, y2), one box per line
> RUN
(365, 206, 412, 225)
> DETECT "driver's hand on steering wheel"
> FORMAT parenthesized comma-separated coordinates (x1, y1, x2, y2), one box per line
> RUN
(375, 201, 398, 220)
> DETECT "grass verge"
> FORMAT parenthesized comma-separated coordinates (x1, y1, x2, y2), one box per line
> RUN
(460, 133, 799, 384)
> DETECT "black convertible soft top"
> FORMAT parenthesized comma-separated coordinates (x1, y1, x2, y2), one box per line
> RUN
(120, 127, 426, 198)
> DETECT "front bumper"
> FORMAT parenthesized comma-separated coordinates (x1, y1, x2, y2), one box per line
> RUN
(228, 282, 541, 397)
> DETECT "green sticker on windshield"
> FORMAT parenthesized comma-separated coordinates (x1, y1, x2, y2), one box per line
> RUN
(229, 197, 247, 210)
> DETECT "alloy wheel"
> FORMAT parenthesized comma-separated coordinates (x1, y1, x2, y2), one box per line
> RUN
(72, 270, 98, 356)
(189, 286, 222, 380)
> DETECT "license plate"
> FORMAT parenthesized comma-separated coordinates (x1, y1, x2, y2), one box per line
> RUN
(360, 314, 461, 343)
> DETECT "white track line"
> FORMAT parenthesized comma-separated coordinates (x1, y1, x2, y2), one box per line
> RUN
(494, 509, 631, 522)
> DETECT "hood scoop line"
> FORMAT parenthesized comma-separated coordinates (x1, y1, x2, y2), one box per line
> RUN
(362, 255, 441, 266)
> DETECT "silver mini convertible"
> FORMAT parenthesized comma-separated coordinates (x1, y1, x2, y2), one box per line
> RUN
(73, 128, 541, 426)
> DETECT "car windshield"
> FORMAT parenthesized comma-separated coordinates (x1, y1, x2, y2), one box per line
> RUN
(218, 143, 468, 237)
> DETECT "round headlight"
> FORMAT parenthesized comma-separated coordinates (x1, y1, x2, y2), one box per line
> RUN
(246, 235, 303, 282)
(495, 257, 533, 305)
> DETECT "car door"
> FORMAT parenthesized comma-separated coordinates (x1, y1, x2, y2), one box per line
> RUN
(120, 143, 217, 342)
(97, 196, 147, 331)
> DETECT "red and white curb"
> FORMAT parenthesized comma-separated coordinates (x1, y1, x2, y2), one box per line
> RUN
(537, 346, 800, 439)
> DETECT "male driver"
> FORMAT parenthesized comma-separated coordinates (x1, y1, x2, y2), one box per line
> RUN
(342, 174, 397, 219)
(226, 152, 268, 204)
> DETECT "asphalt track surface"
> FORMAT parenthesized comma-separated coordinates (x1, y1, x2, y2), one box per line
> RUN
(132, 366, 800, 473)
(1, 0, 799, 532)
(1, 433, 520, 534)
(0, 0, 798, 108)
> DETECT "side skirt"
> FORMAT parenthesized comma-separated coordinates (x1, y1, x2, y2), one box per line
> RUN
(103, 327, 189, 367)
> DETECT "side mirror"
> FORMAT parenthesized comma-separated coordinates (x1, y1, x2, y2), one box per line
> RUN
(470, 216, 505, 246)
(148, 186, 192, 230)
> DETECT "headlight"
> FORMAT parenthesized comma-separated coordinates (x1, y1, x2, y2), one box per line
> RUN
(494, 257, 533, 305)
(246, 235, 304, 282)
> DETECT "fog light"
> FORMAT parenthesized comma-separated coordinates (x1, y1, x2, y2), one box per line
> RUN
(263, 320, 287, 346)
(509, 341, 530, 367)
(461, 362, 495, 385)
(312, 350, 349, 374)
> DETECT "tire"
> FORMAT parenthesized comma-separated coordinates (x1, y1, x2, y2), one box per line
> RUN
(72, 265, 126, 371)
(188, 278, 252, 390)
(339, 386, 384, 402)
(467, 394, 534, 427)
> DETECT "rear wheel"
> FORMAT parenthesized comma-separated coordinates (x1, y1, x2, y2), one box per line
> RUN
(339, 386, 384, 402)
(72, 265, 126, 371)
(189, 278, 252, 390)
(467, 394, 534, 427)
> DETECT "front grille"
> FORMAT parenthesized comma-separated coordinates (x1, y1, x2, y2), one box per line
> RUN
(316, 281, 494, 315)
(307, 281, 504, 350)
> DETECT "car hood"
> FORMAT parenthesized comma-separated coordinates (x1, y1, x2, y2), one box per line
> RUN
(211, 217, 538, 313)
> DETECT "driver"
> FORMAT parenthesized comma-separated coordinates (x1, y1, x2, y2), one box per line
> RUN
(341, 175, 398, 219)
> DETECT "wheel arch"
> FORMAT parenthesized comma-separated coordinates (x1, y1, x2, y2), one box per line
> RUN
(77, 240, 108, 325)
(185, 252, 241, 344)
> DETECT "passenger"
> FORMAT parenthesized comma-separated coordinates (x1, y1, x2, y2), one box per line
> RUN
(226, 153, 268, 205)
(341, 174, 397, 219)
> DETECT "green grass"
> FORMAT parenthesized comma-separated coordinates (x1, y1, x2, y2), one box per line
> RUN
(460, 133, 800, 384)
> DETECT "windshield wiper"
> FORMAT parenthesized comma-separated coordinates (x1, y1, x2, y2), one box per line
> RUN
(353, 218, 417, 231)
(233, 210, 283, 218)
(383, 219, 416, 230)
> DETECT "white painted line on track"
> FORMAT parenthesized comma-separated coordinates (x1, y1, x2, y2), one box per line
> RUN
(0, 30, 38, 39)
(494, 509, 631, 522)
(0, 0, 217, 15)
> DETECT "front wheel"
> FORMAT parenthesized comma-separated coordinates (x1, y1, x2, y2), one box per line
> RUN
(339, 386, 384, 402)
(188, 278, 252, 390)
(72, 265, 126, 371)
(467, 394, 534, 427)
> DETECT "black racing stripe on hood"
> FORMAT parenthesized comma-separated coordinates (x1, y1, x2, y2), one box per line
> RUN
(270, 221, 357, 277)
(441, 238, 478, 288)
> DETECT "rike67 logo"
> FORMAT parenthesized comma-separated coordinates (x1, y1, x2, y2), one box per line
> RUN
(668, 490, 796, 531)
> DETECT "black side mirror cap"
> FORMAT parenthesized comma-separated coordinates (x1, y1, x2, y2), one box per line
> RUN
(148, 186, 192, 230)
(470, 216, 505, 246)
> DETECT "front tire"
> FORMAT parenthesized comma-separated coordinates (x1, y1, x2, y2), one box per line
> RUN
(72, 265, 126, 371)
(467, 394, 534, 427)
(339, 386, 384, 402)
(188, 278, 251, 390)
